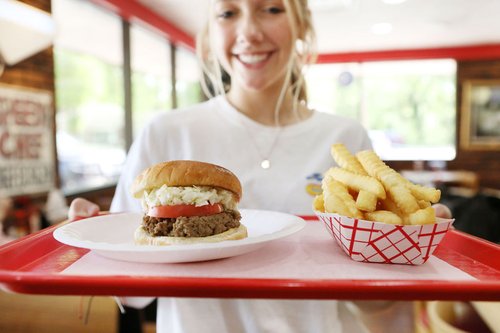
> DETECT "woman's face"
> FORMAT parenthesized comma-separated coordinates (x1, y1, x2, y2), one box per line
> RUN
(210, 0, 293, 93)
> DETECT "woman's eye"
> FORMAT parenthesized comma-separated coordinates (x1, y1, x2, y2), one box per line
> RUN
(218, 10, 235, 19)
(265, 6, 284, 14)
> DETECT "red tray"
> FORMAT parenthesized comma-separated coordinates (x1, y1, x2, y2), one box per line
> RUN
(1, 218, 499, 301)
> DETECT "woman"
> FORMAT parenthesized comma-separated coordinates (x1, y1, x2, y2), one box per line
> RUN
(70, 0, 450, 331)
(109, 0, 371, 217)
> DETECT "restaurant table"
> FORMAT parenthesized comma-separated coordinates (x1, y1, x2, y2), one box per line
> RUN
(401, 170, 479, 191)
(0, 216, 499, 301)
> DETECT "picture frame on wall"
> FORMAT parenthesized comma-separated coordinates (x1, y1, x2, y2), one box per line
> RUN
(460, 79, 500, 150)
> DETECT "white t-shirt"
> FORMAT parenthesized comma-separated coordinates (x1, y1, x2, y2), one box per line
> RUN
(112, 95, 371, 215)
(111, 95, 372, 333)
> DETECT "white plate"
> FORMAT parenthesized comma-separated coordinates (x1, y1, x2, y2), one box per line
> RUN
(53, 209, 306, 263)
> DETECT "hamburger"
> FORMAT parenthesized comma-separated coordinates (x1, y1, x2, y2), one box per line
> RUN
(130, 160, 247, 245)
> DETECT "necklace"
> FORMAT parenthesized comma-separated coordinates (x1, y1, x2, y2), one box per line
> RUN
(236, 114, 282, 170)
(222, 95, 284, 169)
(258, 128, 281, 169)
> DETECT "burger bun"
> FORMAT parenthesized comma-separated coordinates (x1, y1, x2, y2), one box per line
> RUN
(134, 224, 248, 246)
(131, 160, 242, 201)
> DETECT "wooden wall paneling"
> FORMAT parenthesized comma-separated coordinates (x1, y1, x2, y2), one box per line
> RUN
(451, 60, 500, 190)
(388, 60, 500, 191)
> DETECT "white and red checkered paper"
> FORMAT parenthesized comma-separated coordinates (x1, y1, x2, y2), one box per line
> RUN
(315, 212, 454, 265)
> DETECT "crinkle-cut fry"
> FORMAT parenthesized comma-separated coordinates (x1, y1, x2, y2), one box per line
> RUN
(356, 190, 378, 212)
(325, 167, 386, 199)
(356, 150, 406, 184)
(418, 200, 431, 209)
(356, 151, 420, 214)
(323, 191, 355, 217)
(378, 167, 407, 188)
(381, 167, 440, 204)
(374, 165, 419, 214)
(356, 150, 383, 178)
(379, 198, 409, 224)
(386, 184, 420, 214)
(323, 177, 363, 218)
(330, 143, 368, 175)
(365, 210, 403, 225)
(409, 183, 441, 203)
(380, 196, 403, 216)
(313, 194, 325, 212)
(407, 207, 436, 225)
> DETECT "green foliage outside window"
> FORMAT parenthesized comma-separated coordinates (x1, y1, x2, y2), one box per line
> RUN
(306, 60, 456, 160)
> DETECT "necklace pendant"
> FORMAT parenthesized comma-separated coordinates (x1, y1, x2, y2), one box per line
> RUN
(261, 159, 271, 169)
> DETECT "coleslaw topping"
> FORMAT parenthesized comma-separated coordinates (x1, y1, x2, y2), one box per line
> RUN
(142, 185, 236, 211)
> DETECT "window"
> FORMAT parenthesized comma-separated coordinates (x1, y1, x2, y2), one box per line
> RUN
(53, 0, 126, 194)
(53, 0, 204, 195)
(176, 46, 203, 107)
(306, 59, 457, 161)
(131, 23, 172, 138)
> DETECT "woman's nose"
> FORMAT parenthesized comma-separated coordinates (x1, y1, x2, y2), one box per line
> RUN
(236, 14, 264, 44)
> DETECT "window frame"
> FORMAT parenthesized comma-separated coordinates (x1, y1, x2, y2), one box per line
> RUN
(53, 0, 201, 195)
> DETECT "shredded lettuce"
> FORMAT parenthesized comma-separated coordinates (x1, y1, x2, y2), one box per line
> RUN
(142, 185, 236, 211)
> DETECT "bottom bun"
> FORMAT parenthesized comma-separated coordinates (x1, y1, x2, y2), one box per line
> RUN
(134, 224, 248, 245)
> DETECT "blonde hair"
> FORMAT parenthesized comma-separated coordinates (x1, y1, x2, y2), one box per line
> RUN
(196, 0, 317, 120)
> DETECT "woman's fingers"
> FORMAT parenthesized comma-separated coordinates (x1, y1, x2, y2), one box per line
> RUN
(68, 198, 100, 221)
(432, 203, 452, 219)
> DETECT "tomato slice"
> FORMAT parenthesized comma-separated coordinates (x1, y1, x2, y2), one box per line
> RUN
(148, 203, 223, 218)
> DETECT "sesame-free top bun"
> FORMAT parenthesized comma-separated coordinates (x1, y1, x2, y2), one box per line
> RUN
(130, 160, 242, 201)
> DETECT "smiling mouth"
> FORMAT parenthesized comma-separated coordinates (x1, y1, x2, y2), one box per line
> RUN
(236, 53, 272, 65)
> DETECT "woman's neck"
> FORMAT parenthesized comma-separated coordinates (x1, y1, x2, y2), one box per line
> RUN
(225, 87, 311, 127)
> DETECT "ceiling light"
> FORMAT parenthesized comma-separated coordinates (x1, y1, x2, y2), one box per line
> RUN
(381, 0, 408, 4)
(370, 22, 393, 35)
(0, 0, 56, 67)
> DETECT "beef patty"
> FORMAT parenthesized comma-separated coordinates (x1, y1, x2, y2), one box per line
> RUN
(142, 210, 241, 237)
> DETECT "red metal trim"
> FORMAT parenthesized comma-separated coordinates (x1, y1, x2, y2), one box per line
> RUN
(87, 2, 500, 63)
(316, 44, 500, 63)
(90, 0, 195, 51)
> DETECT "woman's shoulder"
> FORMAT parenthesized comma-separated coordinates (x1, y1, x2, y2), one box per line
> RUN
(142, 98, 218, 129)
(308, 111, 372, 150)
(153, 99, 215, 119)
(312, 110, 366, 130)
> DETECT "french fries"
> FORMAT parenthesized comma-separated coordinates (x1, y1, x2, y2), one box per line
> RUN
(315, 144, 441, 225)
(323, 178, 363, 218)
(331, 143, 368, 176)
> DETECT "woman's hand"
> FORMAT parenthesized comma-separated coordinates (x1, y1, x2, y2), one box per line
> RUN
(68, 198, 100, 221)
(433, 203, 452, 219)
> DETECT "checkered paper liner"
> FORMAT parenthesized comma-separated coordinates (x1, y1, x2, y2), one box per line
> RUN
(315, 212, 454, 265)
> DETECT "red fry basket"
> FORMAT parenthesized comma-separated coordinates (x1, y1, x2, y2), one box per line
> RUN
(315, 212, 454, 265)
